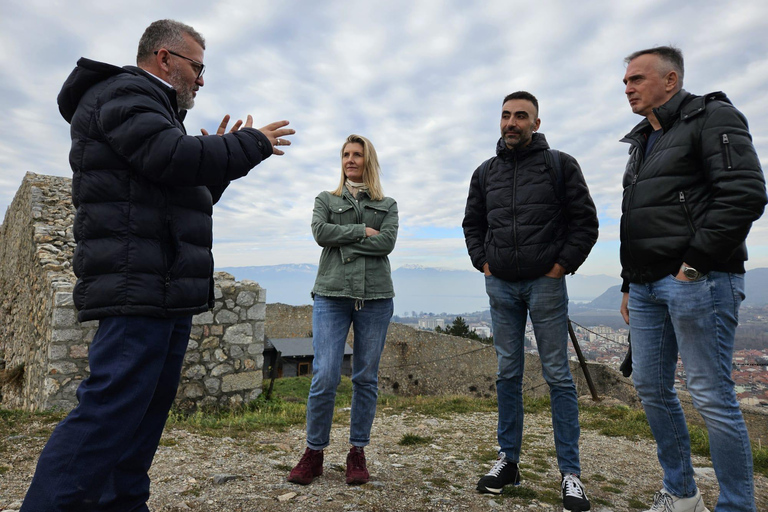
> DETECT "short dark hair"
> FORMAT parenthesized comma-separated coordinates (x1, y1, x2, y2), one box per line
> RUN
(624, 45, 684, 83)
(502, 91, 539, 117)
(136, 19, 205, 65)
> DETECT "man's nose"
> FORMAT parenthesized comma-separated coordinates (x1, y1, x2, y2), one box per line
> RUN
(196, 76, 205, 87)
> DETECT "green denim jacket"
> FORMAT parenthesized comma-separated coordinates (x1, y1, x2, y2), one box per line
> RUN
(311, 189, 398, 300)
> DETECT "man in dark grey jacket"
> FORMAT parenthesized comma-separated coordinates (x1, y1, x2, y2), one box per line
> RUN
(619, 46, 765, 512)
(463, 91, 597, 511)
(21, 19, 294, 511)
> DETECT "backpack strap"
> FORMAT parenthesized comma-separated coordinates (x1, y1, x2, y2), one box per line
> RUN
(478, 156, 496, 196)
(544, 149, 565, 204)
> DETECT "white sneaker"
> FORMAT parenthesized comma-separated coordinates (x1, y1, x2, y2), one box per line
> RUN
(646, 488, 710, 512)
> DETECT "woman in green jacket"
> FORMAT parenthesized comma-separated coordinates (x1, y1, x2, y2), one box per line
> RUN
(288, 134, 398, 486)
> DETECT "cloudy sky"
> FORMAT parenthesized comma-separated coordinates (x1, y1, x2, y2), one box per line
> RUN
(2, 0, 768, 278)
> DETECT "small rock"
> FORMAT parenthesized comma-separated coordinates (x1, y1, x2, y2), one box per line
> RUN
(213, 474, 239, 485)
(277, 491, 297, 502)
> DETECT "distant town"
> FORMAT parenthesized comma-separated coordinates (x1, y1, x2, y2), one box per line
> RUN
(394, 306, 768, 410)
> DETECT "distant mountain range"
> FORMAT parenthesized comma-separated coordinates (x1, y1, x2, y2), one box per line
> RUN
(218, 264, 768, 315)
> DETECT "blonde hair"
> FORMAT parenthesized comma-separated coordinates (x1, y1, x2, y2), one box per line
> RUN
(331, 134, 384, 201)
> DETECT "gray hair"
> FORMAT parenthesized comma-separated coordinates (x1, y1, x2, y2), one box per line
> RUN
(625, 45, 684, 85)
(136, 19, 205, 65)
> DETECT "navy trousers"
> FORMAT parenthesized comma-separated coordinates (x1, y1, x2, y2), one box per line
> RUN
(21, 315, 192, 512)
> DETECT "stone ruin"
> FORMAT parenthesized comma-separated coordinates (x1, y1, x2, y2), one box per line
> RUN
(0, 173, 264, 412)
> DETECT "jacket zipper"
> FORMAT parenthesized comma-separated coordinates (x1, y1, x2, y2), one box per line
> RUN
(678, 191, 696, 235)
(512, 155, 520, 276)
(624, 142, 644, 265)
(721, 133, 733, 170)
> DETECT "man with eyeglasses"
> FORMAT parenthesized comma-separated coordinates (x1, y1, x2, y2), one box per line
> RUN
(21, 19, 294, 511)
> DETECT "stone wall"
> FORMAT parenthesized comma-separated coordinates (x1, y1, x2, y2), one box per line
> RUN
(0, 173, 264, 412)
(180, 273, 266, 412)
(0, 173, 78, 411)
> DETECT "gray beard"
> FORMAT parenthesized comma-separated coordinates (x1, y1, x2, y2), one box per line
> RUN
(169, 68, 195, 110)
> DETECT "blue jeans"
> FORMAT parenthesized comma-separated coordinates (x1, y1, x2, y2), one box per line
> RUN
(629, 272, 755, 511)
(485, 274, 581, 475)
(21, 315, 192, 512)
(306, 296, 393, 450)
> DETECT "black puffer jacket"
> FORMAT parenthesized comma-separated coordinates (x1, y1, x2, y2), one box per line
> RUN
(619, 89, 767, 289)
(57, 58, 273, 321)
(463, 133, 598, 282)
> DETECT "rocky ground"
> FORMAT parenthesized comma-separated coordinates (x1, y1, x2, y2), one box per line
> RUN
(2, 404, 767, 512)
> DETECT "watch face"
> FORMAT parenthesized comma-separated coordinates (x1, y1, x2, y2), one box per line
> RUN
(683, 268, 700, 280)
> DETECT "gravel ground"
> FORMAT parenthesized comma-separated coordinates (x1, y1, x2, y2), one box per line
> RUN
(2, 406, 767, 511)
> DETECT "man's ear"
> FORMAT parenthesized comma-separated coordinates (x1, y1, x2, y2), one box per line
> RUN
(665, 70, 679, 93)
(533, 118, 541, 132)
(155, 49, 171, 73)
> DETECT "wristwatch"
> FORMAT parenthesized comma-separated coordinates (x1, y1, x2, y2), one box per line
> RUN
(681, 264, 702, 281)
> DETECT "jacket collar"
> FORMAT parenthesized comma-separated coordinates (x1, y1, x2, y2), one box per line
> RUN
(622, 89, 731, 144)
(125, 66, 186, 120)
(622, 89, 691, 142)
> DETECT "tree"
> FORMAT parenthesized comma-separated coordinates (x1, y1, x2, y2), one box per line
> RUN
(446, 316, 472, 338)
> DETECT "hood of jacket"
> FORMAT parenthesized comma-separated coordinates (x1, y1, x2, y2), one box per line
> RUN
(58, 58, 185, 123)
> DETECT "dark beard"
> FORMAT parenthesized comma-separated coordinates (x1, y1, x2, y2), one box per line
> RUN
(168, 68, 195, 110)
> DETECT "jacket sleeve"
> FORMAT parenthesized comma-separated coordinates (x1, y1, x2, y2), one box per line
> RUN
(557, 153, 599, 273)
(97, 79, 273, 187)
(311, 194, 366, 247)
(339, 201, 398, 263)
(462, 165, 488, 272)
(682, 103, 767, 272)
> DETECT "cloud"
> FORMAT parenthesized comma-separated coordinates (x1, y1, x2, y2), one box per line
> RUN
(2, 0, 768, 275)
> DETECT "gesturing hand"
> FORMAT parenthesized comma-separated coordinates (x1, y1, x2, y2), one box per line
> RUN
(259, 120, 295, 155)
(200, 114, 245, 136)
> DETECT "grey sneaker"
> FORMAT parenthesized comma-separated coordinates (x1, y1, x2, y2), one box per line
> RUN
(476, 451, 520, 494)
(562, 473, 590, 511)
(646, 488, 710, 512)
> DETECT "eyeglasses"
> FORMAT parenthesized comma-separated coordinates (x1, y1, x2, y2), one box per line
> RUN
(154, 49, 205, 79)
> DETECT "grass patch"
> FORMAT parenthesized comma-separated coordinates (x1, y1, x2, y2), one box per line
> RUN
(628, 497, 648, 509)
(580, 404, 652, 439)
(158, 438, 177, 447)
(398, 433, 433, 446)
(601, 485, 623, 493)
(427, 477, 451, 488)
(522, 471, 542, 482)
(472, 447, 499, 463)
(501, 485, 538, 499)
(537, 489, 561, 505)
(379, 395, 497, 417)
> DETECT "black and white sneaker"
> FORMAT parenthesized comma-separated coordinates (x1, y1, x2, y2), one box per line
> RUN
(562, 473, 591, 511)
(476, 451, 520, 494)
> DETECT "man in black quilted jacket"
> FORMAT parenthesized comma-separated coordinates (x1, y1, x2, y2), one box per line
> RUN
(21, 19, 294, 511)
(462, 91, 598, 511)
(619, 46, 765, 512)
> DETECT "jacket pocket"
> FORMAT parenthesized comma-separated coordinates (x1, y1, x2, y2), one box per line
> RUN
(720, 133, 733, 170)
(678, 191, 696, 235)
(363, 204, 389, 230)
(330, 203, 356, 224)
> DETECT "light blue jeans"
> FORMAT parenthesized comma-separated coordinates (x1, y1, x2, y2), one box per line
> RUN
(629, 272, 755, 511)
(305, 295, 393, 450)
(485, 274, 581, 475)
